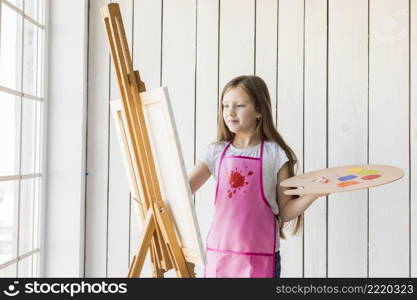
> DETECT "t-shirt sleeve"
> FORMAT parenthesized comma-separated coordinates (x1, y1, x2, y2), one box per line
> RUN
(276, 144, 289, 175)
(198, 143, 215, 175)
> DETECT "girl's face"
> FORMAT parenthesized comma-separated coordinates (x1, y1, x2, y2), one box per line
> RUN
(222, 87, 260, 135)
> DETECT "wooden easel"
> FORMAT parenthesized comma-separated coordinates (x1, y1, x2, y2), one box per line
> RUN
(101, 3, 195, 278)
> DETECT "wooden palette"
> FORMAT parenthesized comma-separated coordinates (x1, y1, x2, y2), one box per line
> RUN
(280, 164, 404, 196)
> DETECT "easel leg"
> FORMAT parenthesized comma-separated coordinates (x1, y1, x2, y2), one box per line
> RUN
(135, 199, 167, 276)
(150, 238, 165, 277)
(153, 201, 194, 278)
(186, 262, 195, 278)
(128, 209, 155, 277)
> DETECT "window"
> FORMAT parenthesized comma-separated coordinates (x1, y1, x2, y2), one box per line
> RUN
(0, 0, 45, 277)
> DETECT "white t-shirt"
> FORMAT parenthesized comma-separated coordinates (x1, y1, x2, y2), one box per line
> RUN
(198, 140, 289, 251)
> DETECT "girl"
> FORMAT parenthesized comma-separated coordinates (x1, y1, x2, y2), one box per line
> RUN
(188, 75, 328, 278)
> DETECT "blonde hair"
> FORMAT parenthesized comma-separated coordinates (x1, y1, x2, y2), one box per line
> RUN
(217, 75, 302, 238)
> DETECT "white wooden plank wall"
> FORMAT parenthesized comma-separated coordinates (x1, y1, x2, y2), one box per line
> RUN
(85, 0, 416, 278)
(161, 0, 197, 277)
(411, 0, 417, 279)
(255, 0, 277, 124)
(85, 0, 110, 277)
(369, 0, 410, 277)
(194, 0, 218, 277)
(131, 0, 163, 278)
(277, 0, 304, 278)
(107, 0, 133, 277)
(304, 0, 327, 277)
(328, 0, 368, 277)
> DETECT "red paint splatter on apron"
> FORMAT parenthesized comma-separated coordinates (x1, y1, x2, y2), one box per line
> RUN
(227, 168, 253, 198)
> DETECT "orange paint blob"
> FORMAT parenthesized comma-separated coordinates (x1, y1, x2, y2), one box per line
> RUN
(337, 180, 360, 187)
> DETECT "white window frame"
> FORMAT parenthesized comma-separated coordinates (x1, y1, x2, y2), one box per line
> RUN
(0, 0, 48, 277)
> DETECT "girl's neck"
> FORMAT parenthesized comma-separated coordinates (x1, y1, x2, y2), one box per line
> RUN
(232, 133, 261, 149)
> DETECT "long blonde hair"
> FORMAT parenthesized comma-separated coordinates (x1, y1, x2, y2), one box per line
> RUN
(217, 75, 302, 238)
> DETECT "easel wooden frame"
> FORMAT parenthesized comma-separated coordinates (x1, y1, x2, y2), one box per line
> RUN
(101, 3, 195, 278)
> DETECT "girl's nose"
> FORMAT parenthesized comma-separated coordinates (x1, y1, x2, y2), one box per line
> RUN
(227, 108, 236, 116)
(228, 111, 236, 117)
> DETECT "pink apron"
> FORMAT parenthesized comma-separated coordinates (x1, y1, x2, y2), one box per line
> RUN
(204, 140, 276, 278)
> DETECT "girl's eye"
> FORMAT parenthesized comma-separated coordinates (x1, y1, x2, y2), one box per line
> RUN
(237, 105, 245, 107)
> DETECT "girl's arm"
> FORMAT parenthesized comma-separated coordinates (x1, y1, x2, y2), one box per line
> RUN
(188, 161, 211, 194)
(276, 162, 328, 222)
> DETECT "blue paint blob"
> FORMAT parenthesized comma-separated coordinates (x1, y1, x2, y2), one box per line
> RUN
(338, 174, 358, 181)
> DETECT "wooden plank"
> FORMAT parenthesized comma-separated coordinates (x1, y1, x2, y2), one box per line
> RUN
(132, 0, 162, 91)
(194, 0, 218, 278)
(411, 0, 417, 278)
(107, 0, 133, 277)
(219, 0, 254, 88)
(369, 0, 409, 277)
(131, 0, 162, 278)
(303, 0, 327, 277)
(328, 0, 368, 277)
(161, 0, 196, 174)
(277, 0, 304, 278)
(161, 1, 196, 277)
(85, 0, 110, 277)
(255, 0, 277, 124)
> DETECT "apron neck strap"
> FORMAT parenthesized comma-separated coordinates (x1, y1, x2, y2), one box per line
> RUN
(221, 141, 232, 159)
(223, 139, 265, 159)
(260, 139, 265, 160)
